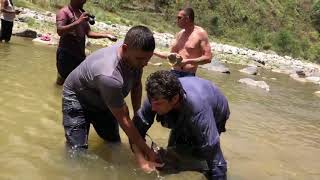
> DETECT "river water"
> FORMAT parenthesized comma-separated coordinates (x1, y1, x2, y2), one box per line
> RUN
(0, 37, 319, 180)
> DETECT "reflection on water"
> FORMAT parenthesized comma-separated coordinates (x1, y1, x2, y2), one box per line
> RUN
(0, 37, 319, 180)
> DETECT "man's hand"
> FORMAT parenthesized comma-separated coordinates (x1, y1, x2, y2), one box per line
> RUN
(107, 34, 117, 41)
(139, 160, 164, 173)
(76, 12, 89, 24)
(168, 53, 183, 66)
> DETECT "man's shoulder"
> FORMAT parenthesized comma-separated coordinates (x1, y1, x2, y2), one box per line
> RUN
(57, 6, 71, 16)
(194, 26, 208, 37)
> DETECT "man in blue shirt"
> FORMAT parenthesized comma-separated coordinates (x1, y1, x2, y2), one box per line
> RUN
(131, 70, 230, 180)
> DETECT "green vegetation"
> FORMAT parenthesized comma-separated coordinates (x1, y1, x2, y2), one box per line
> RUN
(15, 0, 320, 63)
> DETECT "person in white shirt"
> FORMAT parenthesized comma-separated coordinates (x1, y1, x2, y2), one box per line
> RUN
(0, 0, 20, 42)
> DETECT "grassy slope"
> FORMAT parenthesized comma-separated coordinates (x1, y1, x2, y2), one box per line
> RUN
(15, 0, 320, 63)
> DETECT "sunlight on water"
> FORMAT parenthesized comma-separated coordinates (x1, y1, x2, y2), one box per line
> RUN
(0, 37, 319, 180)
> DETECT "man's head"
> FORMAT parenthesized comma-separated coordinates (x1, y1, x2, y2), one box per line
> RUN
(121, 25, 155, 69)
(176, 7, 195, 28)
(146, 70, 183, 115)
(70, 0, 86, 9)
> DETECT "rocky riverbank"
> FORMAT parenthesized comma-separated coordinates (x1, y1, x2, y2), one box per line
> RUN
(10, 7, 320, 87)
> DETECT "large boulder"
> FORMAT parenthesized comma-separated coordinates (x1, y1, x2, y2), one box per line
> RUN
(13, 29, 37, 38)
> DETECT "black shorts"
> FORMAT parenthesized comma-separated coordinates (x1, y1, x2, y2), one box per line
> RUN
(0, 19, 14, 42)
(56, 48, 85, 79)
(62, 92, 120, 150)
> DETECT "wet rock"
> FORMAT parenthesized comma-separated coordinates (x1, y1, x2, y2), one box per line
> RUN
(238, 78, 270, 91)
(239, 66, 258, 75)
(289, 74, 307, 83)
(305, 76, 320, 84)
(13, 29, 37, 38)
(200, 60, 230, 74)
(296, 70, 306, 78)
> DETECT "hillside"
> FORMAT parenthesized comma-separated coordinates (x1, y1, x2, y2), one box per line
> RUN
(15, 0, 320, 63)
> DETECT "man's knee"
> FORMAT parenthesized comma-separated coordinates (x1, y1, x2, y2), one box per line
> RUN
(64, 123, 89, 150)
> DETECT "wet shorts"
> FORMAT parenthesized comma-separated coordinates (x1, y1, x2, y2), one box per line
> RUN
(56, 48, 85, 79)
(170, 70, 195, 78)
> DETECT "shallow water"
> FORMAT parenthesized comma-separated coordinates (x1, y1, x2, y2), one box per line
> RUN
(0, 37, 319, 180)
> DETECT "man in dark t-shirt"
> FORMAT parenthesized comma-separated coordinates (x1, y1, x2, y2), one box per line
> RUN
(55, 0, 117, 85)
(131, 70, 230, 179)
(62, 26, 160, 164)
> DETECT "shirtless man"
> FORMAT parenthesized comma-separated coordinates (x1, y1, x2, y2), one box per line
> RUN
(154, 7, 212, 77)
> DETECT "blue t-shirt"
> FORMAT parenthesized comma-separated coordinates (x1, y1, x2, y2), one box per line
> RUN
(133, 76, 230, 160)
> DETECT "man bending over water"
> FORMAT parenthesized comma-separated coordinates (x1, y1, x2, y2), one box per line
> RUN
(62, 26, 158, 163)
(131, 70, 230, 180)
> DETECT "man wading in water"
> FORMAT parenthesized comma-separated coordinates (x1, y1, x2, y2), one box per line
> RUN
(154, 7, 212, 78)
(55, 0, 117, 85)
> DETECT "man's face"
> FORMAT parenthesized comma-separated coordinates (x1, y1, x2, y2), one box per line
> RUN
(123, 47, 153, 69)
(176, 10, 187, 28)
(150, 95, 179, 115)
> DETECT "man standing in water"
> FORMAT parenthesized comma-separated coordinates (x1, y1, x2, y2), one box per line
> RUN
(55, 0, 117, 85)
(62, 26, 159, 164)
(131, 70, 229, 180)
(154, 7, 212, 77)
(0, 0, 20, 42)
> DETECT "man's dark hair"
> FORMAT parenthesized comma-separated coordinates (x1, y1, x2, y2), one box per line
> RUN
(184, 7, 194, 22)
(146, 70, 183, 101)
(124, 25, 155, 52)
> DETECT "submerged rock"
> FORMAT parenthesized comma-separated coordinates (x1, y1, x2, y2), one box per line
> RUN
(239, 66, 258, 75)
(200, 60, 230, 74)
(238, 78, 270, 91)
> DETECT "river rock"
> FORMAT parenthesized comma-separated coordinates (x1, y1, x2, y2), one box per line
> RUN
(238, 78, 270, 91)
(13, 29, 37, 38)
(289, 73, 307, 83)
(305, 76, 320, 84)
(200, 60, 230, 74)
(239, 66, 258, 75)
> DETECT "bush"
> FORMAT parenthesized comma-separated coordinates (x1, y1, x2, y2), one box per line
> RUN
(311, 0, 320, 32)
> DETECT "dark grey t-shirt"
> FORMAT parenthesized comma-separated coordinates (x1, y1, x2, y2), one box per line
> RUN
(63, 42, 142, 111)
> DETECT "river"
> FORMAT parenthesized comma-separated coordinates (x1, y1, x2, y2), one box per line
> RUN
(0, 37, 319, 180)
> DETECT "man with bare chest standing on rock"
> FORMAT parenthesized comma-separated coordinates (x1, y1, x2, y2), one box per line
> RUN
(154, 7, 212, 77)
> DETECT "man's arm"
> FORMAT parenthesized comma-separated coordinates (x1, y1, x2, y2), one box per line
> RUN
(56, 11, 88, 36)
(87, 30, 117, 41)
(131, 100, 160, 172)
(180, 30, 212, 66)
(95, 75, 157, 161)
(110, 105, 157, 161)
(153, 51, 169, 59)
(131, 80, 142, 116)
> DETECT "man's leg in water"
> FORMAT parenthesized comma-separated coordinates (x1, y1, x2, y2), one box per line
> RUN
(205, 143, 227, 180)
(89, 109, 121, 143)
(63, 92, 90, 150)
